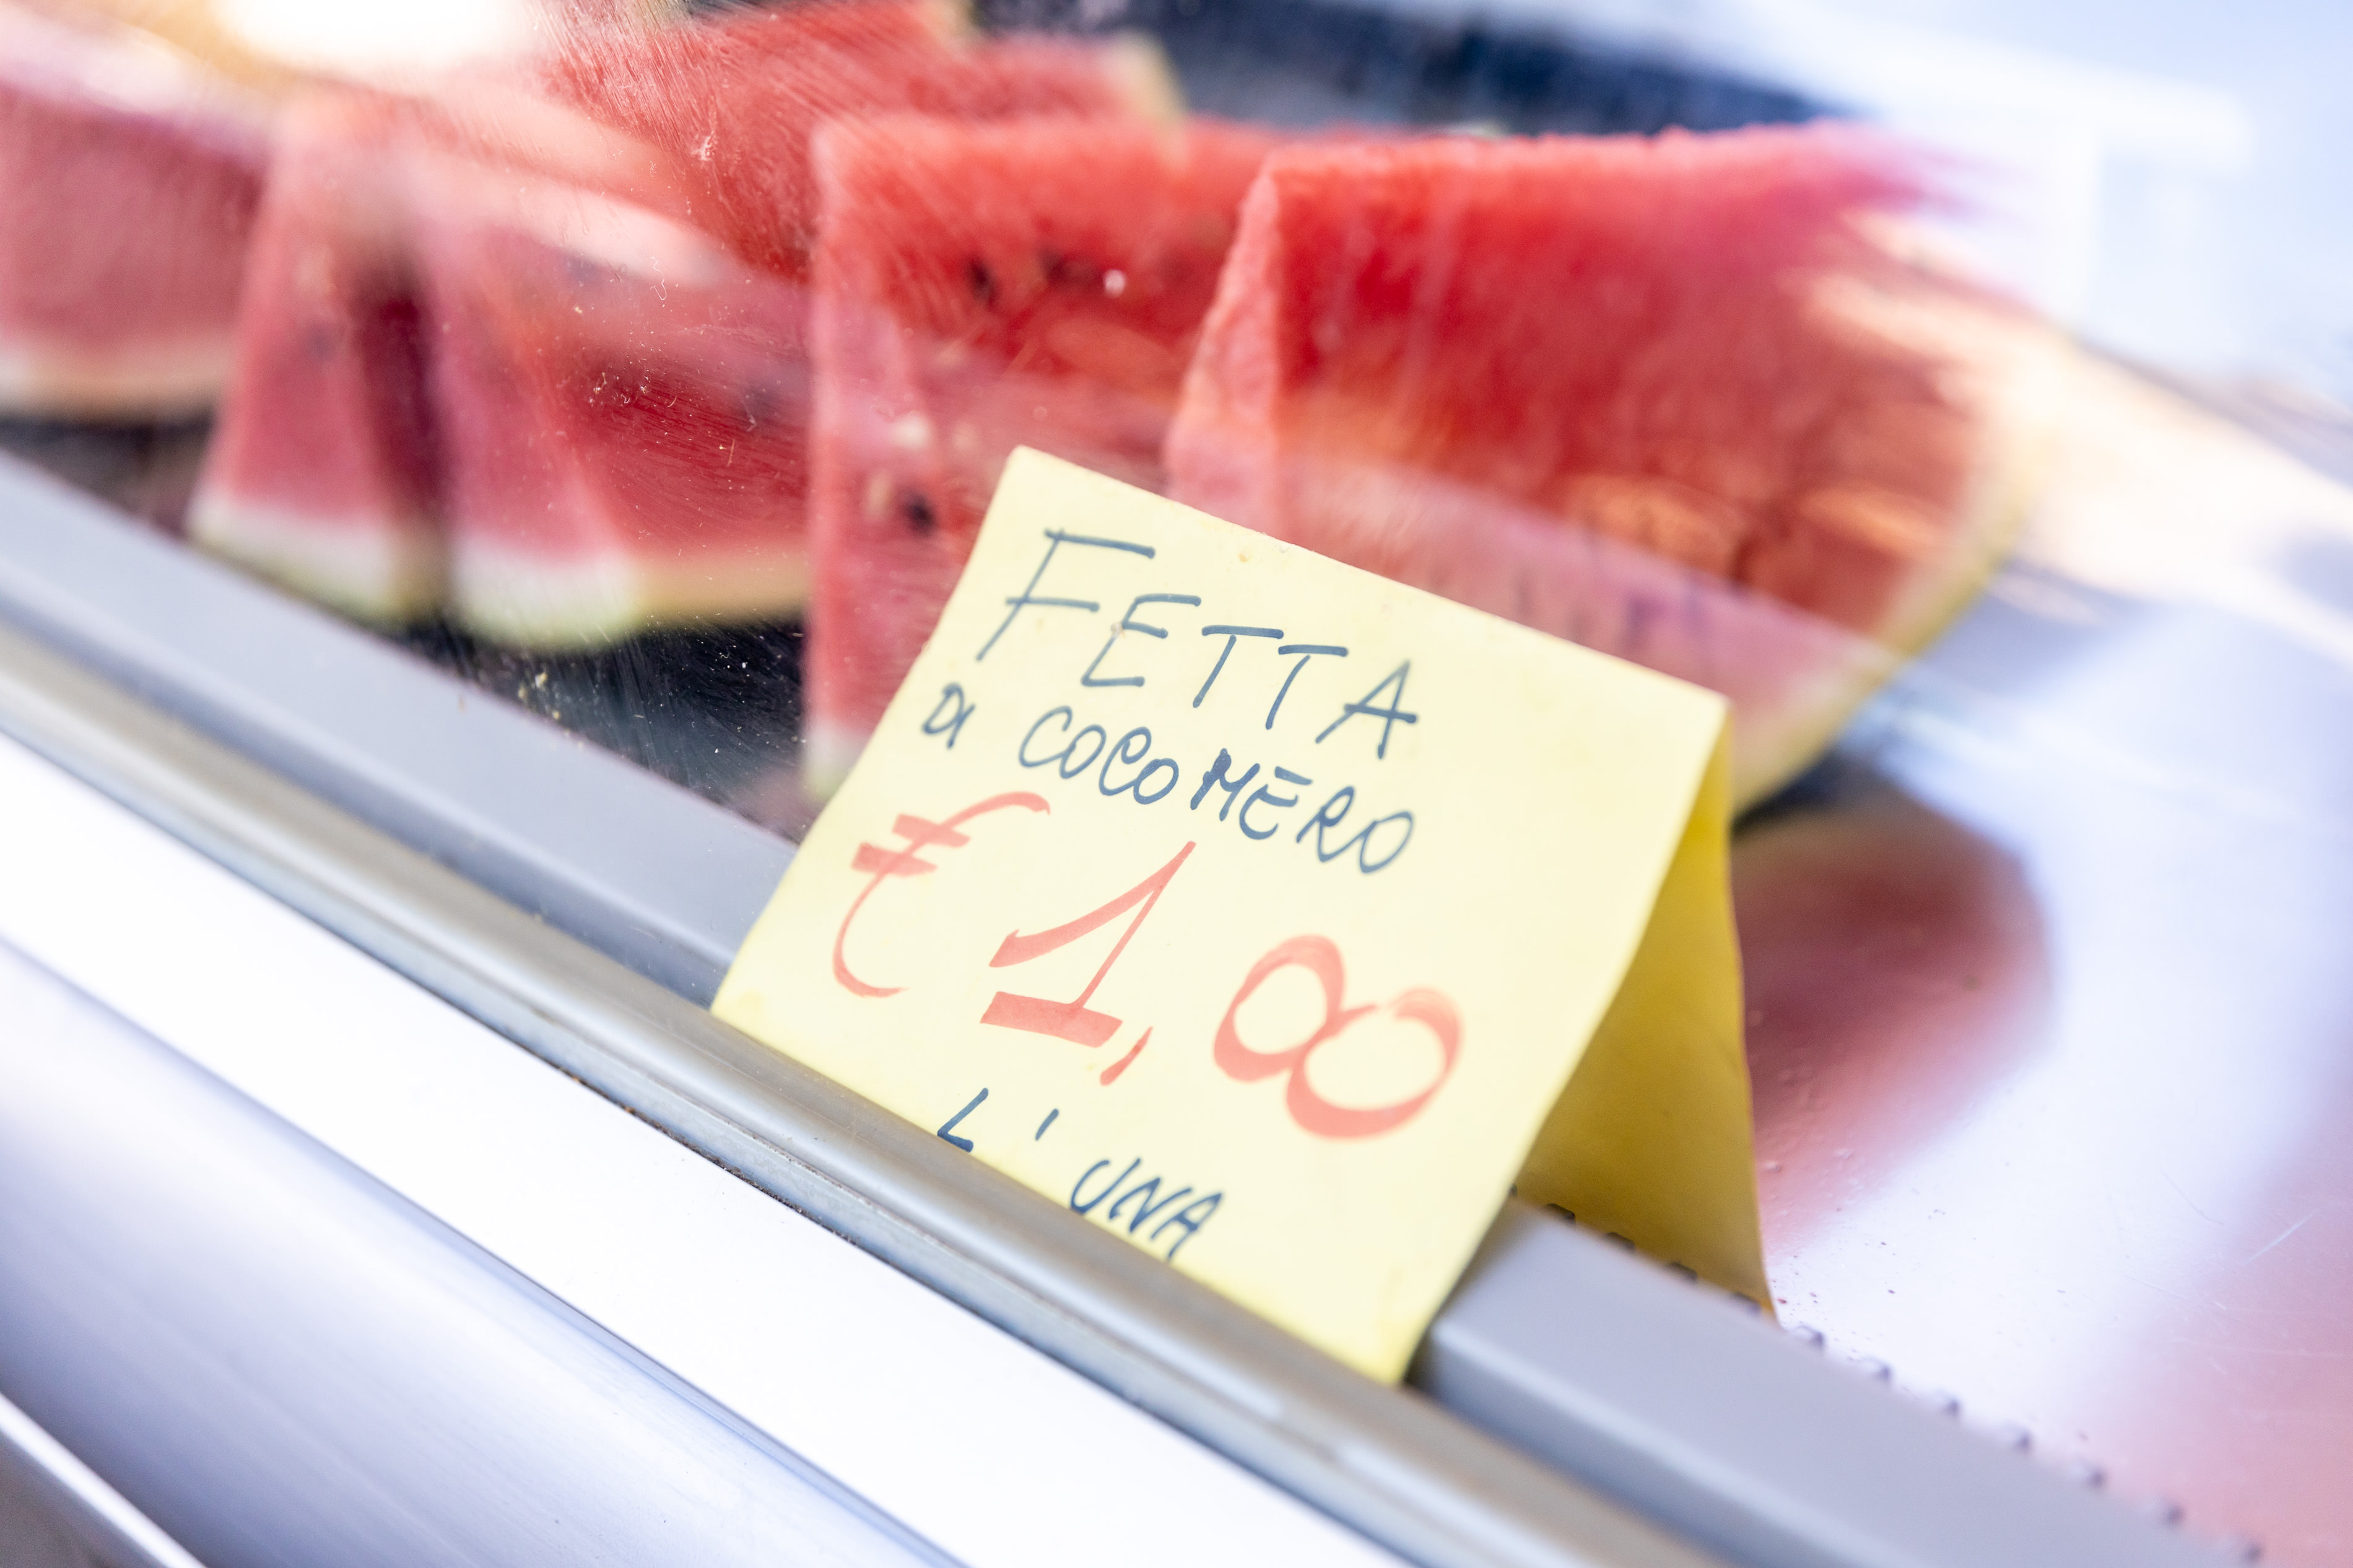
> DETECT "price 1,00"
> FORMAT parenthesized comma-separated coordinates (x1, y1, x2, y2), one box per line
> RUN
(828, 792, 1463, 1139)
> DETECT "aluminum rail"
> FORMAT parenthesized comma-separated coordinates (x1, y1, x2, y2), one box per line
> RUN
(0, 940, 954, 1568)
(0, 1390, 209, 1568)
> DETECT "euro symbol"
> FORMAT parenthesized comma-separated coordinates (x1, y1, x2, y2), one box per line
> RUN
(832, 792, 1050, 998)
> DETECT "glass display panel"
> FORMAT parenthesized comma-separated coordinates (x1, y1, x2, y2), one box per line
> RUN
(1, 0, 2346, 1560)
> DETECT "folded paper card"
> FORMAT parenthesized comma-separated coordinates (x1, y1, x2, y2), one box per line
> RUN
(716, 448, 1766, 1379)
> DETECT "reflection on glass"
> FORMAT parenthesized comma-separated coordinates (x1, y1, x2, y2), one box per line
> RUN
(4, 0, 2352, 1559)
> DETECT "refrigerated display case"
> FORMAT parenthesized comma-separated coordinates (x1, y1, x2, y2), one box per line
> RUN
(1, 0, 2346, 1564)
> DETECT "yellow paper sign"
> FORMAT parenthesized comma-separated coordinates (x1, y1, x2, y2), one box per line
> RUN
(717, 449, 1765, 1379)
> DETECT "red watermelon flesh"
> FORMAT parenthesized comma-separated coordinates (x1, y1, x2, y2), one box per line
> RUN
(412, 145, 817, 646)
(1165, 128, 2054, 805)
(190, 85, 697, 622)
(537, 0, 949, 275)
(544, 3, 1168, 280)
(0, 1, 267, 418)
(803, 115, 1281, 786)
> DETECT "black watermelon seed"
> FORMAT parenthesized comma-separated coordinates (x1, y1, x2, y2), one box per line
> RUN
(1041, 249, 1098, 289)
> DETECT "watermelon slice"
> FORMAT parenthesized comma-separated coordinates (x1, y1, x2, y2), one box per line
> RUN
(542, 3, 1173, 280)
(412, 146, 816, 645)
(803, 115, 1280, 789)
(536, 0, 952, 279)
(1164, 128, 2058, 806)
(406, 8, 1173, 645)
(189, 84, 693, 621)
(0, 0, 268, 417)
(193, 0, 1160, 640)
(189, 92, 440, 620)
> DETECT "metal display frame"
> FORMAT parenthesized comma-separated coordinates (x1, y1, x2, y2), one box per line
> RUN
(0, 940, 964, 1568)
(0, 456, 2225, 1568)
(0, 1390, 206, 1568)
